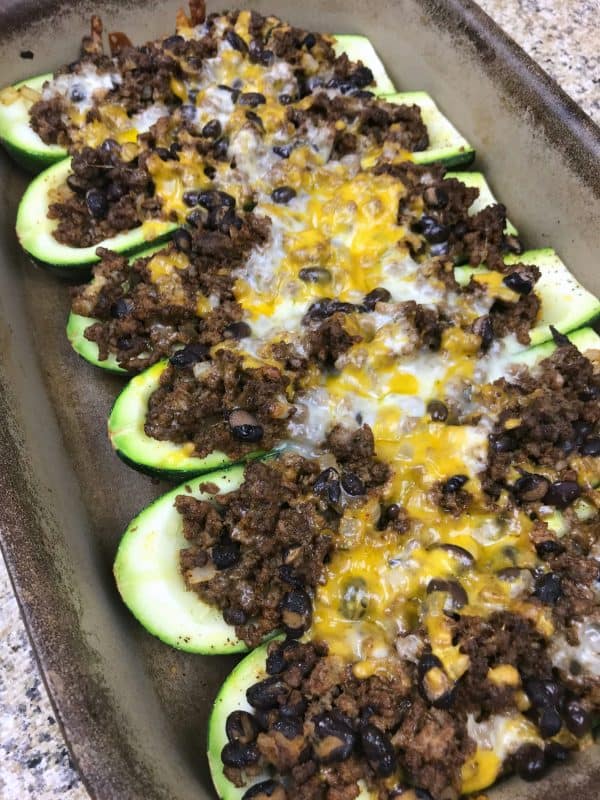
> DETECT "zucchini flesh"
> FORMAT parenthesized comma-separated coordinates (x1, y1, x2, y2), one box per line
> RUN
(114, 465, 250, 654)
(16, 158, 177, 270)
(455, 248, 600, 349)
(68, 171, 498, 375)
(0, 74, 67, 171)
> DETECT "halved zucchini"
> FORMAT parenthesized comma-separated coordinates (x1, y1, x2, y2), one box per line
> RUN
(455, 248, 600, 349)
(69, 171, 499, 374)
(16, 157, 177, 273)
(332, 35, 396, 95)
(114, 464, 251, 654)
(0, 74, 68, 172)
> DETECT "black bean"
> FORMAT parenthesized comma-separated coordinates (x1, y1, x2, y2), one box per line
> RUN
(442, 474, 468, 493)
(503, 271, 533, 295)
(360, 723, 396, 777)
(348, 65, 374, 88)
(221, 741, 259, 768)
(545, 742, 570, 763)
(183, 190, 201, 207)
(246, 676, 288, 710)
(155, 146, 174, 161)
(245, 110, 264, 131)
(226, 710, 260, 744)
(304, 298, 356, 321)
(202, 119, 222, 139)
(513, 473, 551, 502)
(543, 480, 580, 509)
(376, 503, 403, 531)
(66, 174, 87, 194)
(534, 572, 562, 604)
(280, 695, 307, 719)
(272, 716, 303, 739)
(423, 186, 449, 209)
(538, 707, 562, 738)
(303, 33, 317, 48)
(278, 94, 293, 106)
(271, 186, 297, 204)
(513, 743, 546, 782)
(473, 315, 494, 351)
(362, 287, 391, 311)
(432, 543, 475, 567)
(242, 780, 285, 800)
(426, 578, 467, 609)
(341, 471, 365, 496)
(204, 164, 216, 179)
(429, 241, 450, 257)
(313, 467, 341, 504)
(169, 343, 209, 367)
(524, 678, 562, 710)
(212, 540, 240, 570)
(225, 29, 248, 53)
(280, 589, 312, 637)
(70, 84, 85, 103)
(415, 215, 449, 244)
(212, 136, 230, 160)
(106, 182, 125, 201)
(238, 92, 266, 107)
(116, 336, 133, 351)
(490, 429, 519, 453)
(85, 189, 108, 219)
(313, 711, 355, 763)
(110, 298, 133, 319)
(265, 648, 287, 675)
(563, 700, 591, 737)
(503, 234, 524, 255)
(278, 564, 303, 588)
(340, 578, 369, 620)
(581, 436, 600, 456)
(273, 143, 293, 158)
(299, 267, 331, 284)
(249, 41, 274, 65)
(223, 607, 247, 626)
(417, 653, 454, 708)
(427, 400, 448, 422)
(198, 190, 236, 209)
(173, 228, 192, 253)
(224, 321, 251, 340)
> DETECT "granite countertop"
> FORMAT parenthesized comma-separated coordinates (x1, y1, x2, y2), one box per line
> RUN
(1, 2, 599, 798)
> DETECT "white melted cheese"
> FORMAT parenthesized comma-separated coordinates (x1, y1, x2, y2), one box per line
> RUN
(549, 619, 600, 680)
(43, 64, 121, 113)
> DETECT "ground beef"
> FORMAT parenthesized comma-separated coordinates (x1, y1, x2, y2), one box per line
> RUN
(223, 639, 472, 800)
(71, 212, 270, 371)
(306, 314, 361, 366)
(289, 92, 428, 154)
(144, 348, 295, 459)
(48, 143, 161, 247)
(29, 95, 71, 146)
(178, 456, 334, 647)
(482, 341, 600, 497)
(325, 425, 390, 490)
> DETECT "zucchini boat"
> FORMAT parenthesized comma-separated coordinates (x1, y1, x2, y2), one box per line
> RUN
(0, 35, 393, 173)
(114, 464, 251, 654)
(0, 74, 68, 171)
(15, 158, 177, 274)
(455, 248, 600, 349)
(112, 326, 600, 660)
(66, 171, 498, 375)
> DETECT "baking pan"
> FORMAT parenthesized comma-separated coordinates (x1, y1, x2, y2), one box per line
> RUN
(0, 1, 598, 798)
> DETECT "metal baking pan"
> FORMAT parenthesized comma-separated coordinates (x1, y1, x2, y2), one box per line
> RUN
(0, 1, 598, 798)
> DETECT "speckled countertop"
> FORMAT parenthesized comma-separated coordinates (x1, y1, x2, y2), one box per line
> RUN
(1, 2, 599, 798)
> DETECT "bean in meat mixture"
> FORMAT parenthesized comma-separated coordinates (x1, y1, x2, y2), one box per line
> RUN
(178, 453, 387, 648)
(482, 337, 600, 500)
(221, 639, 475, 800)
(71, 211, 270, 371)
(48, 142, 162, 247)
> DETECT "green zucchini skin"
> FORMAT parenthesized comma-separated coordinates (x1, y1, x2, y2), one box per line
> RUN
(0, 74, 68, 172)
(114, 464, 251, 654)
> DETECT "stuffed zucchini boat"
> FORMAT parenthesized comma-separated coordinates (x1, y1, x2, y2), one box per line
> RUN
(113, 326, 600, 660)
(107, 244, 600, 481)
(66, 170, 503, 375)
